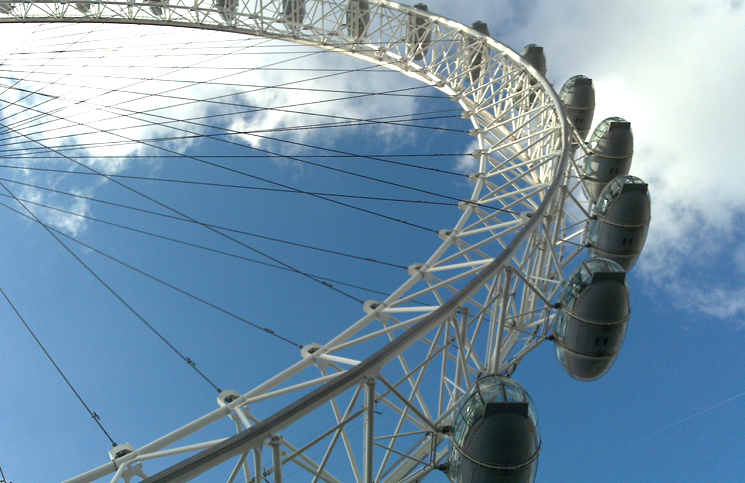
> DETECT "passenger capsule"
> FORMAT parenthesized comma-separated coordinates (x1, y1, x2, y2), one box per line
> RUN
(519, 44, 546, 105)
(588, 176, 650, 271)
(345, 0, 370, 39)
(214, 0, 237, 24)
(554, 259, 630, 382)
(449, 376, 540, 483)
(519, 44, 547, 77)
(583, 117, 633, 201)
(406, 4, 431, 61)
(72, 2, 89, 13)
(464, 21, 490, 83)
(559, 75, 595, 142)
(283, 0, 305, 25)
(145, 0, 165, 16)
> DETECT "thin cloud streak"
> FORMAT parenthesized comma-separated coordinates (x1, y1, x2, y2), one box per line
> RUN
(639, 390, 745, 440)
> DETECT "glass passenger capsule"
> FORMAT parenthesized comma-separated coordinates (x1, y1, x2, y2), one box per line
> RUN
(448, 376, 540, 483)
(283, 0, 306, 25)
(583, 117, 634, 201)
(559, 75, 595, 142)
(145, 0, 165, 16)
(519, 44, 547, 76)
(464, 21, 490, 83)
(589, 176, 650, 271)
(345, 0, 370, 39)
(73, 2, 89, 13)
(214, 0, 237, 24)
(406, 4, 432, 61)
(554, 259, 630, 382)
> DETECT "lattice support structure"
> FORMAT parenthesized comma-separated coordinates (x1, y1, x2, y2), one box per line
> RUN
(0, 1, 604, 481)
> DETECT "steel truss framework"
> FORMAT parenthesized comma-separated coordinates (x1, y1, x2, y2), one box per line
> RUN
(1, 1, 600, 482)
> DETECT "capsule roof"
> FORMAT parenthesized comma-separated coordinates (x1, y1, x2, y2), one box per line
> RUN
(559, 75, 595, 106)
(453, 375, 538, 435)
(519, 44, 547, 76)
(595, 175, 650, 220)
(470, 21, 490, 36)
(561, 258, 628, 319)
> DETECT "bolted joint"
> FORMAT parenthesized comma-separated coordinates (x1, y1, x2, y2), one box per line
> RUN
(109, 443, 137, 465)
(217, 389, 243, 408)
(471, 149, 485, 158)
(458, 200, 481, 212)
(269, 435, 283, 447)
(438, 229, 460, 243)
(301, 342, 324, 357)
(407, 263, 433, 281)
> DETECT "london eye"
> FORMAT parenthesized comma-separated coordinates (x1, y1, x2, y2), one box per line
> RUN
(0, 1, 650, 481)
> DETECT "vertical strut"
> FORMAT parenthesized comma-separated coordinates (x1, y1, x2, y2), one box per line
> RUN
(270, 436, 283, 483)
(253, 445, 263, 483)
(490, 267, 513, 374)
(363, 377, 377, 483)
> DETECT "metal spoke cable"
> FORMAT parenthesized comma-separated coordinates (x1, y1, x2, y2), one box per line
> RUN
(0, 41, 431, 143)
(0, 81, 463, 148)
(1, 120, 371, 304)
(0, 153, 468, 159)
(0, 181, 410, 270)
(0, 103, 444, 234)
(0, 29, 280, 130)
(0, 29, 282, 129)
(0, 200, 307, 348)
(0, 170, 457, 210)
(0, 161, 511, 218)
(0, 66, 469, 187)
(0, 22, 107, 115)
(0, 66, 444, 98)
(0, 179, 225, 393)
(0, 90, 472, 218)
(0, 67, 460, 146)
(0, 284, 118, 447)
(0, 198, 393, 300)
(6, 22, 189, 52)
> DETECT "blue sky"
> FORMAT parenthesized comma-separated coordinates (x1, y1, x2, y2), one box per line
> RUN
(1, 1, 745, 482)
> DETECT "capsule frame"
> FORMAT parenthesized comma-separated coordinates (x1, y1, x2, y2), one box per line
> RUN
(583, 117, 634, 201)
(559, 75, 595, 141)
(449, 376, 540, 483)
(588, 175, 650, 271)
(554, 259, 630, 381)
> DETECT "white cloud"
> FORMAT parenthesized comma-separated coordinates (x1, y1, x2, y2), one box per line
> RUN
(1, 22, 426, 227)
(425, 0, 745, 322)
(4, 2, 744, 321)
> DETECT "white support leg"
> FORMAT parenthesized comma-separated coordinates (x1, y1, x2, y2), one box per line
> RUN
(363, 377, 377, 483)
(270, 436, 283, 483)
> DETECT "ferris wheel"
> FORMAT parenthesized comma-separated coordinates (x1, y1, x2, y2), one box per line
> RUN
(0, 1, 651, 482)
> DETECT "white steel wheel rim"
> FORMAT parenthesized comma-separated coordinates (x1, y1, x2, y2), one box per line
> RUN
(0, 2, 582, 482)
